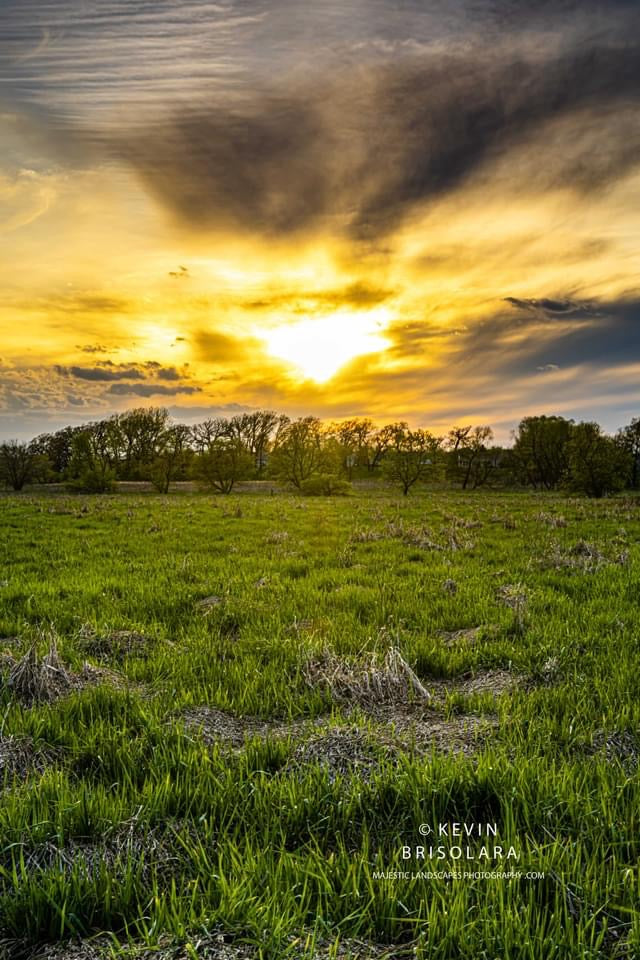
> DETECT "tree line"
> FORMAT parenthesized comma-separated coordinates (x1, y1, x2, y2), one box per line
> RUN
(0, 407, 638, 498)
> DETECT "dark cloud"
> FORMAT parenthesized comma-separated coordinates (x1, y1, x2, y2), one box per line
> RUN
(76, 343, 111, 353)
(112, 34, 640, 238)
(156, 366, 182, 381)
(505, 297, 599, 317)
(58, 365, 145, 382)
(107, 383, 201, 397)
(57, 361, 190, 382)
(451, 296, 640, 376)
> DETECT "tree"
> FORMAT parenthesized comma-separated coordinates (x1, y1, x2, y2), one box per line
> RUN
(446, 425, 495, 489)
(383, 426, 443, 495)
(368, 422, 408, 474)
(0, 440, 36, 490)
(150, 425, 192, 493)
(325, 418, 376, 479)
(192, 438, 253, 493)
(512, 415, 573, 489)
(30, 426, 82, 480)
(567, 422, 632, 498)
(115, 407, 170, 480)
(616, 418, 640, 489)
(227, 411, 287, 475)
(67, 429, 116, 492)
(269, 417, 326, 488)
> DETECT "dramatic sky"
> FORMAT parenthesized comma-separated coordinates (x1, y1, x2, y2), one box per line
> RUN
(1, 0, 639, 441)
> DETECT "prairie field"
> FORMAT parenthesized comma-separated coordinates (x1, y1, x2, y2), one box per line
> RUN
(0, 488, 638, 959)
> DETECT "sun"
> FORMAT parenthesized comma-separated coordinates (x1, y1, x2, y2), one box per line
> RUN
(261, 308, 392, 383)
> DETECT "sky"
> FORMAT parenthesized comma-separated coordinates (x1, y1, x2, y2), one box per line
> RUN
(1, 0, 639, 442)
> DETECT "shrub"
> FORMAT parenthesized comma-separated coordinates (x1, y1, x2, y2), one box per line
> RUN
(67, 466, 117, 493)
(299, 474, 352, 496)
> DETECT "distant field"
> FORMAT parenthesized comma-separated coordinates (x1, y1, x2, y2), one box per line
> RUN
(0, 490, 638, 959)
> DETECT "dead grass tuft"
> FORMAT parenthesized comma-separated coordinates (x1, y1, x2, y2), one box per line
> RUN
(1, 636, 128, 706)
(7, 641, 73, 704)
(543, 540, 628, 572)
(302, 646, 431, 707)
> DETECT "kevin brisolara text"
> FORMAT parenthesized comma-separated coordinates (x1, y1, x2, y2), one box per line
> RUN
(400, 844, 520, 861)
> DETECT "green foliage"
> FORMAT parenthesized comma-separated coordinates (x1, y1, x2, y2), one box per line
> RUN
(299, 473, 352, 496)
(567, 421, 632, 498)
(191, 439, 253, 493)
(382, 426, 443, 494)
(67, 465, 117, 493)
(512, 415, 574, 489)
(268, 416, 327, 488)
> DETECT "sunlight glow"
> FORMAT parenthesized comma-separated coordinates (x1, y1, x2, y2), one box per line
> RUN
(261, 308, 392, 382)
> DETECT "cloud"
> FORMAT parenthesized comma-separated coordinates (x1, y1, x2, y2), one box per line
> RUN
(155, 366, 182, 381)
(446, 296, 640, 376)
(107, 383, 201, 397)
(58, 365, 145, 382)
(243, 282, 393, 312)
(192, 330, 251, 364)
(505, 297, 598, 317)
(111, 33, 640, 239)
(56, 361, 191, 382)
(168, 265, 190, 279)
(76, 343, 112, 354)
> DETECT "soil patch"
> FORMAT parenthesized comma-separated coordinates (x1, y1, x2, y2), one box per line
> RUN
(0, 734, 55, 787)
(372, 707, 498, 758)
(21, 934, 411, 960)
(77, 626, 156, 662)
(180, 707, 313, 750)
(284, 726, 397, 783)
(588, 730, 639, 769)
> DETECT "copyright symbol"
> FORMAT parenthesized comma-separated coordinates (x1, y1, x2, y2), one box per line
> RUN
(419, 824, 431, 836)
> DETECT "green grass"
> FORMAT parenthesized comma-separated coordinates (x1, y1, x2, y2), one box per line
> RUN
(0, 488, 639, 958)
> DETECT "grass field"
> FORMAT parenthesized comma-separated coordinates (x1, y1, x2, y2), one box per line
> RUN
(0, 488, 638, 959)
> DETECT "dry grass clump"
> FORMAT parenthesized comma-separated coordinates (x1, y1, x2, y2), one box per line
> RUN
(264, 530, 289, 544)
(349, 527, 386, 543)
(1, 633, 127, 706)
(302, 646, 430, 706)
(496, 582, 528, 631)
(445, 515, 483, 529)
(543, 540, 628, 572)
(6, 640, 73, 705)
(536, 511, 568, 528)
